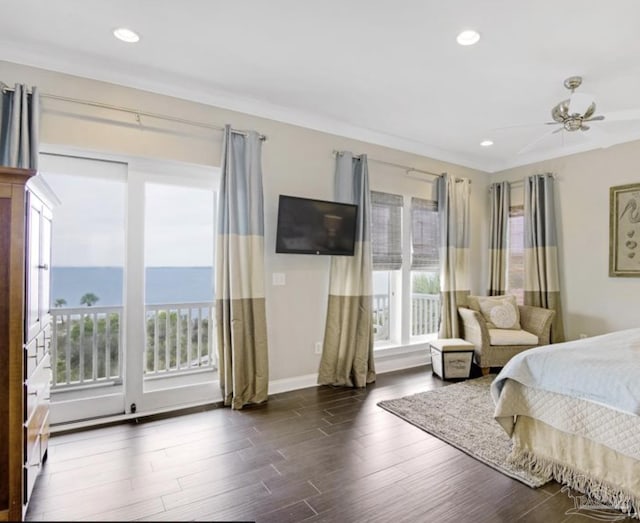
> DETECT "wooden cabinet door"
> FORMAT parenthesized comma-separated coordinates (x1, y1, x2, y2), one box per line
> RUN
(25, 192, 51, 342)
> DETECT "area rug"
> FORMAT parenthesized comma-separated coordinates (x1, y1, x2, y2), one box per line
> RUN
(377, 375, 549, 488)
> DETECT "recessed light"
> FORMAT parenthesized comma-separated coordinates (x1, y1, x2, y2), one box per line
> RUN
(457, 30, 480, 46)
(480, 140, 494, 147)
(113, 28, 140, 43)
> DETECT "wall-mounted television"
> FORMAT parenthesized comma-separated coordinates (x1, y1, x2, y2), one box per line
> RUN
(275, 195, 358, 255)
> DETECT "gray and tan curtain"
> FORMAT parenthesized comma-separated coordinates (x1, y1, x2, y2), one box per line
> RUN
(318, 151, 375, 388)
(0, 83, 40, 169)
(216, 125, 269, 409)
(488, 181, 510, 295)
(438, 174, 471, 338)
(524, 173, 564, 343)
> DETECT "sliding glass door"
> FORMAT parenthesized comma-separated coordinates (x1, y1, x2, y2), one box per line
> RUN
(40, 151, 219, 425)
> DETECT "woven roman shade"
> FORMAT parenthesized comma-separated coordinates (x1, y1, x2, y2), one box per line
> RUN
(411, 197, 439, 270)
(371, 191, 403, 270)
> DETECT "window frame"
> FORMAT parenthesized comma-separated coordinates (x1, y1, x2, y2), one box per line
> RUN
(507, 204, 525, 304)
(371, 190, 440, 349)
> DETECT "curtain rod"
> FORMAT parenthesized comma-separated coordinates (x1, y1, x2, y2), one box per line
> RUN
(332, 150, 446, 178)
(1, 83, 266, 141)
(489, 173, 557, 190)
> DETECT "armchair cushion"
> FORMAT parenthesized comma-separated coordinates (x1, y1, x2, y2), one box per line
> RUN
(467, 294, 521, 330)
(488, 329, 538, 346)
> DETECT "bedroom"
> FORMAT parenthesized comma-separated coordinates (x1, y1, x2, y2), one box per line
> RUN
(1, 0, 640, 521)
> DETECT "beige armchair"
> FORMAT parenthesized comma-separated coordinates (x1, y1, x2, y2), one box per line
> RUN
(458, 304, 555, 374)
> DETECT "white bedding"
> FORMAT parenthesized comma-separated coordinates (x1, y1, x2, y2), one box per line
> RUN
(491, 328, 640, 518)
(491, 327, 640, 416)
(494, 379, 640, 458)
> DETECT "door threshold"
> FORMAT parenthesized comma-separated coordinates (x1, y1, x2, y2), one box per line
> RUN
(51, 399, 224, 435)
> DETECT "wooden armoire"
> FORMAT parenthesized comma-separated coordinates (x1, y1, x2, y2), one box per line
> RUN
(0, 166, 52, 521)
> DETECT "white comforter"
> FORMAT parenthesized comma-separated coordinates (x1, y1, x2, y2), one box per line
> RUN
(491, 327, 640, 416)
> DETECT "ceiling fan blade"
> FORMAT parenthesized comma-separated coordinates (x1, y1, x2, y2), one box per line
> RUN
(491, 122, 550, 131)
(517, 127, 560, 155)
(584, 115, 605, 122)
(599, 109, 640, 122)
(569, 92, 595, 115)
(581, 124, 612, 147)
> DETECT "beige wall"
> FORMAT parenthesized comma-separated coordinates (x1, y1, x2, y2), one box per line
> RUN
(493, 141, 640, 340)
(2, 61, 490, 383)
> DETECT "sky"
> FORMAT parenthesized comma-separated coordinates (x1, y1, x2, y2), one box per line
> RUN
(42, 172, 214, 267)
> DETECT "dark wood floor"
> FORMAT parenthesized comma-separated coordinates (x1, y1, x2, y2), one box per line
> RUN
(25, 366, 635, 522)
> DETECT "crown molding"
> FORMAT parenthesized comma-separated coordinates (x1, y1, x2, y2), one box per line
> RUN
(1, 41, 494, 173)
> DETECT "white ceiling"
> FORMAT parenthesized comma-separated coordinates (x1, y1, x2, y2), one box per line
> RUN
(3, 0, 640, 172)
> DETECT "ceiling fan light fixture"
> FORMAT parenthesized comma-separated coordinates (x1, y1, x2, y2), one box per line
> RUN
(564, 119, 583, 132)
(456, 30, 480, 46)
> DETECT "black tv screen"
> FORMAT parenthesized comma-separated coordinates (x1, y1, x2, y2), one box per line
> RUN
(275, 195, 358, 255)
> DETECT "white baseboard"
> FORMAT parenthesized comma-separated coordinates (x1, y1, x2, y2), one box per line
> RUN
(375, 351, 430, 374)
(268, 349, 430, 395)
(268, 373, 319, 394)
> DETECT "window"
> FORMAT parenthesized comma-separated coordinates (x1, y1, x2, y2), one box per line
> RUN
(371, 191, 440, 347)
(44, 161, 127, 387)
(410, 197, 440, 338)
(144, 183, 216, 377)
(507, 205, 524, 303)
(371, 191, 403, 342)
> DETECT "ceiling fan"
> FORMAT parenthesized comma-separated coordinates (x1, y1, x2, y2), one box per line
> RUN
(510, 76, 640, 155)
(546, 76, 603, 132)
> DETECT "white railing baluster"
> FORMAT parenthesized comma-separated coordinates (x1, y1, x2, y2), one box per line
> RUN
(105, 312, 111, 380)
(153, 309, 159, 372)
(172, 307, 182, 370)
(186, 308, 193, 367)
(64, 312, 71, 385)
(79, 314, 85, 383)
(197, 307, 203, 364)
(92, 311, 98, 381)
(209, 306, 215, 368)
(164, 308, 170, 371)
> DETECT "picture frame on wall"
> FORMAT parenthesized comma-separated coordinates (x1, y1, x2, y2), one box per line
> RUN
(609, 183, 640, 277)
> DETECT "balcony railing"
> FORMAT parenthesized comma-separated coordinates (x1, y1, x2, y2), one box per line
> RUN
(144, 302, 216, 378)
(373, 294, 390, 341)
(50, 302, 216, 390)
(372, 292, 441, 341)
(50, 306, 124, 389)
(411, 293, 440, 337)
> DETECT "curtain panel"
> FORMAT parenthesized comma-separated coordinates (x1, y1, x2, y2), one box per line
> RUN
(0, 83, 40, 170)
(488, 181, 510, 295)
(438, 175, 471, 338)
(215, 125, 269, 409)
(524, 173, 565, 343)
(318, 151, 375, 388)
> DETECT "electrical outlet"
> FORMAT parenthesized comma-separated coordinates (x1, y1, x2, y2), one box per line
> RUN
(272, 272, 286, 286)
(315, 342, 322, 354)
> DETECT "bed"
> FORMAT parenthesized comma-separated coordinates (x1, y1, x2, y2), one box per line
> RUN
(490, 328, 640, 519)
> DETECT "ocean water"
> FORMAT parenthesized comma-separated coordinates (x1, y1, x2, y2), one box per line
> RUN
(51, 267, 214, 307)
